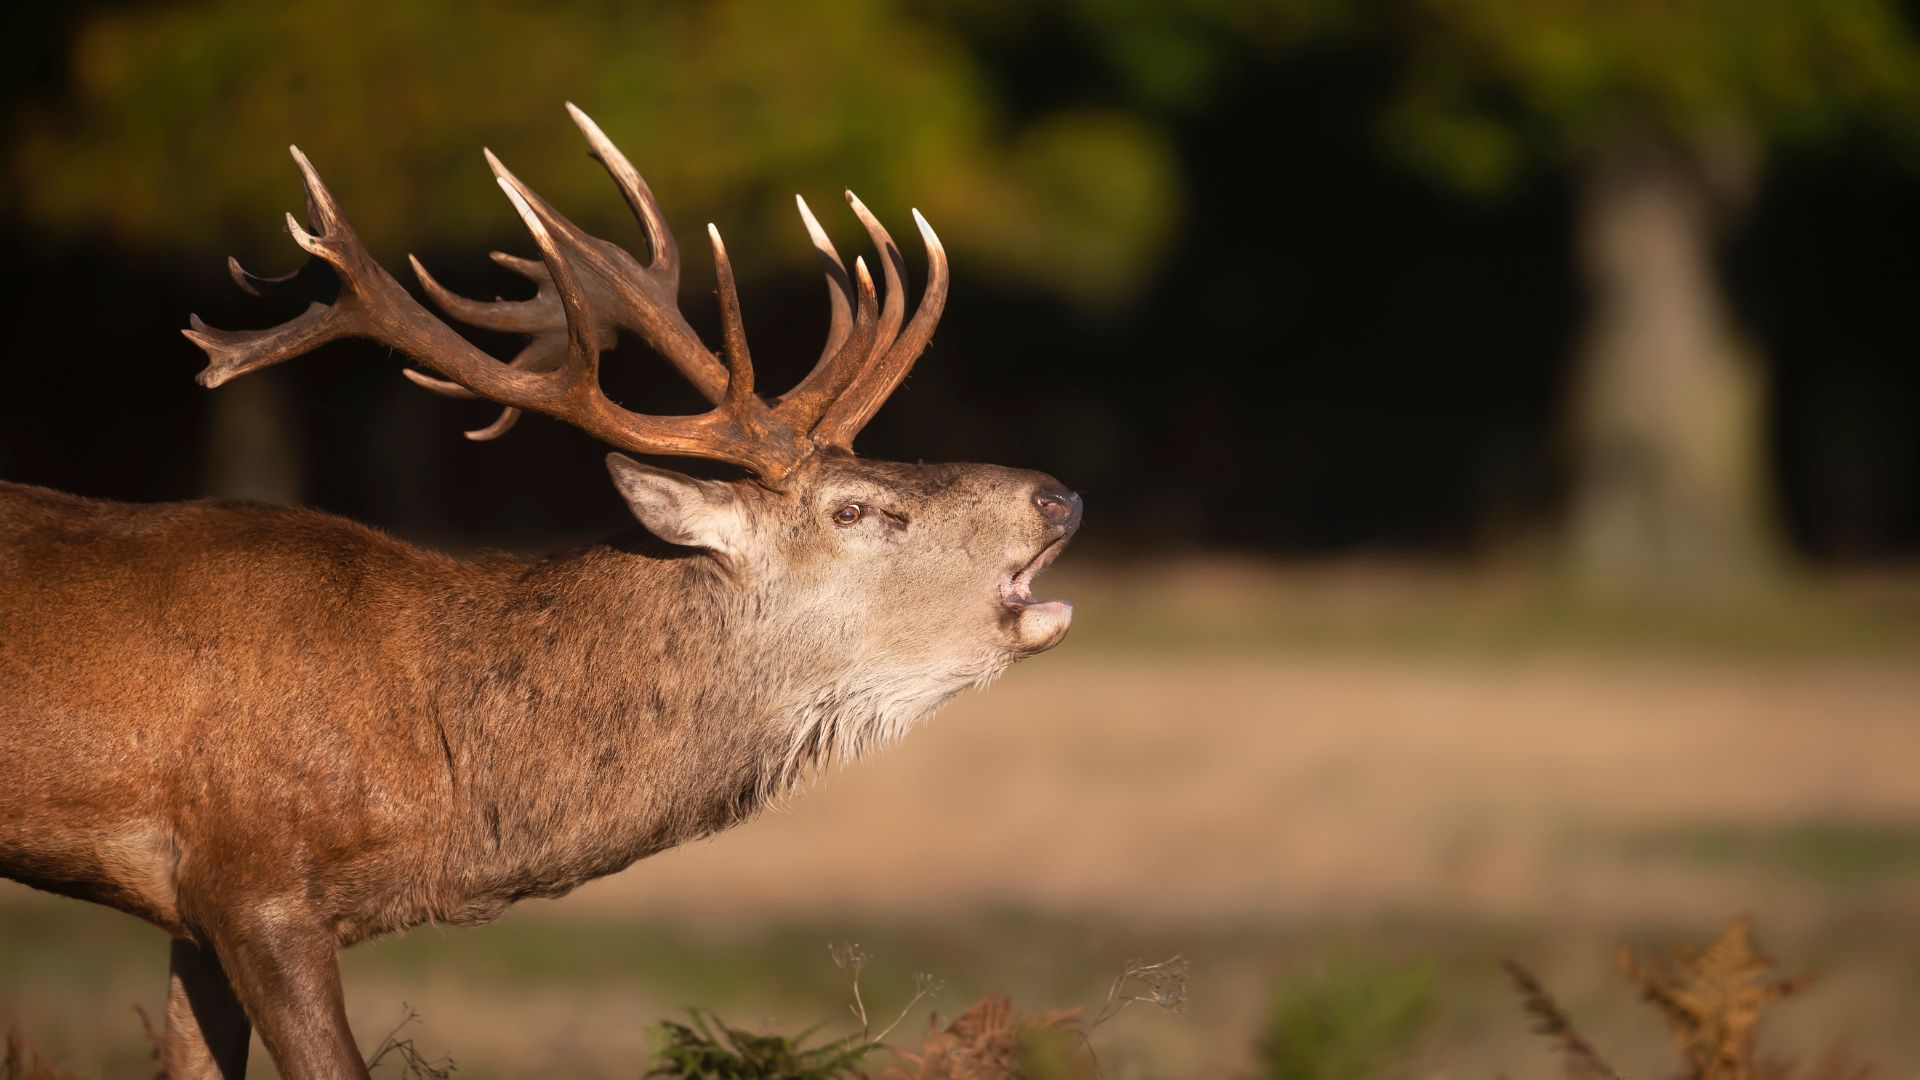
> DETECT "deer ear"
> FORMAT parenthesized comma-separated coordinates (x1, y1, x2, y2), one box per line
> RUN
(606, 454, 746, 555)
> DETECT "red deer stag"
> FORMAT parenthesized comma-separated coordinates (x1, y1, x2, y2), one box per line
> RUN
(0, 104, 1080, 1079)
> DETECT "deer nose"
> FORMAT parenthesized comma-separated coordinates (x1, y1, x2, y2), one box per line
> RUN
(1033, 486, 1082, 532)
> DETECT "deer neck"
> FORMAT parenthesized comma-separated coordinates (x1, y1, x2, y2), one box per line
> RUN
(431, 536, 968, 910)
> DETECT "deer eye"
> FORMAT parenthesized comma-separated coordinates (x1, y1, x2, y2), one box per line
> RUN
(831, 503, 864, 527)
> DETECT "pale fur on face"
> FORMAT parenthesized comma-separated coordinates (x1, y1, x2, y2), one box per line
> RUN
(608, 452, 1074, 793)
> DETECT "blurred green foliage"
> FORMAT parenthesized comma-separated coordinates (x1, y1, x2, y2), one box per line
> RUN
(1253, 959, 1434, 1080)
(1035, 0, 1920, 191)
(5, 0, 1177, 309)
(966, 0, 1920, 191)
(11, 0, 1920, 305)
(1375, 0, 1920, 193)
(8, 0, 1920, 326)
(645, 1009, 872, 1079)
(1619, 820, 1920, 885)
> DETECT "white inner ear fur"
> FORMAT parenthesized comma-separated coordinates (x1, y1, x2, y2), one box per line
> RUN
(606, 454, 748, 558)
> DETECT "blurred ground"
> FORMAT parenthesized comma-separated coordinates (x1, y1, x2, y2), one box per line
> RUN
(4, 561, 1919, 1078)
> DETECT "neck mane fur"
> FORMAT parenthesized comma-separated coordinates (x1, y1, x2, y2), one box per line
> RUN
(763, 655, 1007, 804)
(431, 534, 1010, 914)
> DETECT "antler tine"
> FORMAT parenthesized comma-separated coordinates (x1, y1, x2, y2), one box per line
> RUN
(400, 367, 480, 399)
(185, 303, 341, 388)
(410, 254, 552, 334)
(771, 192, 914, 434)
(395, 135, 727, 405)
(187, 146, 550, 397)
(809, 208, 948, 450)
(184, 146, 390, 387)
(491, 251, 547, 279)
(566, 102, 678, 279)
(291, 146, 352, 238)
(405, 239, 617, 438)
(226, 254, 324, 300)
(398, 244, 614, 419)
(706, 224, 759, 420)
(463, 407, 523, 441)
(795, 194, 854, 367)
(844, 191, 907, 356)
(774, 256, 879, 431)
(490, 170, 602, 394)
(402, 324, 613, 401)
(482, 150, 591, 261)
(401, 335, 570, 441)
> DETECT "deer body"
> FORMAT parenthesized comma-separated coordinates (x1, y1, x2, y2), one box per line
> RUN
(2, 461, 1046, 934)
(0, 107, 1079, 1078)
(3, 481, 751, 942)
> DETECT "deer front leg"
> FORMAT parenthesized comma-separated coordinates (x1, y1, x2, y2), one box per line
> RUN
(198, 902, 369, 1080)
(162, 938, 252, 1079)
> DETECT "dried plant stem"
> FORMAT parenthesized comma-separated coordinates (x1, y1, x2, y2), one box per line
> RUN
(362, 1004, 455, 1079)
(1503, 960, 1623, 1080)
(849, 977, 870, 1037)
(1090, 954, 1190, 1030)
(829, 943, 874, 1038)
(871, 974, 942, 1046)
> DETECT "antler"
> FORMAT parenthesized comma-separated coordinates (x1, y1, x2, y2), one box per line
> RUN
(183, 104, 947, 484)
(398, 251, 616, 441)
(809, 195, 947, 451)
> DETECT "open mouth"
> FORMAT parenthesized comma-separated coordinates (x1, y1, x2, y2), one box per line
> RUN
(999, 536, 1071, 612)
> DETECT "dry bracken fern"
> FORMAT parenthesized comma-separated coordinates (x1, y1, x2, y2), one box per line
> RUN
(1618, 915, 1814, 1080)
(875, 994, 1090, 1080)
(1509, 915, 1861, 1080)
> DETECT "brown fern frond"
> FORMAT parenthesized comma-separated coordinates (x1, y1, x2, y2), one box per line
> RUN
(1619, 915, 1813, 1080)
(876, 993, 1090, 1080)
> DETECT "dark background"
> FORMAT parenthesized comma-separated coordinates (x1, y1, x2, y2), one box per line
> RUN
(2, 1, 1916, 564)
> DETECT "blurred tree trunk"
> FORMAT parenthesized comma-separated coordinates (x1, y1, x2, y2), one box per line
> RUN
(203, 376, 302, 504)
(1565, 144, 1776, 592)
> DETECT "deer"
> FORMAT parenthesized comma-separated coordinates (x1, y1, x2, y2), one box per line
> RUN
(0, 104, 1080, 1079)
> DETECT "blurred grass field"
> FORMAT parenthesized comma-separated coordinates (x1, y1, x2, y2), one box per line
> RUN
(4, 560, 1919, 1078)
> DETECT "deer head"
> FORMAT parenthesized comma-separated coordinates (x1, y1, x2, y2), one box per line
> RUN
(183, 105, 1081, 740)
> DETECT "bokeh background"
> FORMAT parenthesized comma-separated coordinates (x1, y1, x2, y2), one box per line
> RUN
(3, 1, 1920, 1076)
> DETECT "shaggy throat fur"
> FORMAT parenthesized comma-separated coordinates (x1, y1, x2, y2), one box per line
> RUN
(763, 656, 1009, 803)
